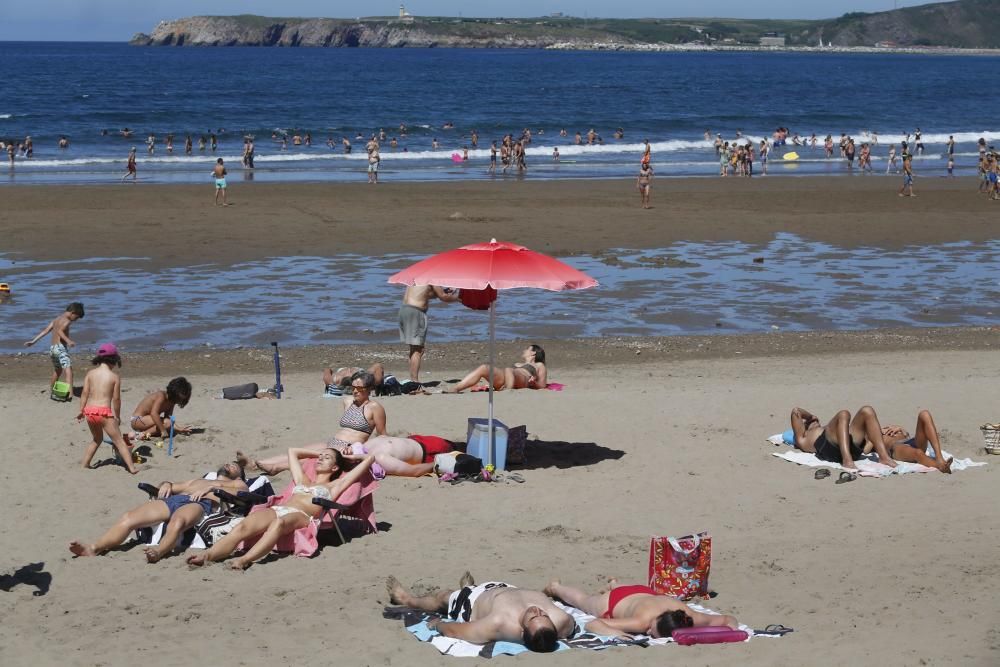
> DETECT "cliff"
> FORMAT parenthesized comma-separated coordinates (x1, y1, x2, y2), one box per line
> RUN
(129, 2, 1000, 50)
(128, 15, 627, 49)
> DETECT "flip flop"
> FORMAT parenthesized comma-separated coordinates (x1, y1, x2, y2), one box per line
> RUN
(754, 624, 794, 637)
(835, 471, 857, 484)
(814, 468, 831, 480)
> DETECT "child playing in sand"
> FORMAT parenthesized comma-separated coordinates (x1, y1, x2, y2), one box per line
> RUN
(24, 302, 85, 396)
(77, 343, 138, 474)
(129, 377, 193, 440)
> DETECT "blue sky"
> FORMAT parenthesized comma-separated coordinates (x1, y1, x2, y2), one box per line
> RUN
(2, 1, 938, 41)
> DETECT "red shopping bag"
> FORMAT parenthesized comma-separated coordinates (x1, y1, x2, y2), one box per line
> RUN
(648, 532, 712, 600)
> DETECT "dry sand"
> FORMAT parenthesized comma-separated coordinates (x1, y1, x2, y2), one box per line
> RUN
(1, 342, 998, 666)
(2, 177, 999, 666)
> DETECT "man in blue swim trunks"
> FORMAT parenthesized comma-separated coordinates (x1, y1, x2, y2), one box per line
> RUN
(213, 158, 229, 206)
(69, 462, 248, 563)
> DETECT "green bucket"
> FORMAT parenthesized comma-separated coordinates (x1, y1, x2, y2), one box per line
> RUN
(51, 381, 72, 401)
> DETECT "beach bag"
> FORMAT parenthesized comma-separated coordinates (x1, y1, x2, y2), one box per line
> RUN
(460, 287, 497, 311)
(376, 375, 402, 397)
(506, 425, 528, 465)
(222, 382, 258, 400)
(648, 532, 712, 601)
(434, 452, 484, 476)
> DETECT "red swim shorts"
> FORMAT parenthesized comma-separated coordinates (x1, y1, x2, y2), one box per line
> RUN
(409, 435, 454, 463)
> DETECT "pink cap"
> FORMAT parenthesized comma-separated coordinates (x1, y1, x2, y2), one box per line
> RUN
(97, 342, 119, 356)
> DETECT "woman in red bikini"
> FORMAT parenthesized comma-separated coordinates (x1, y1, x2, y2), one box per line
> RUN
(544, 579, 738, 638)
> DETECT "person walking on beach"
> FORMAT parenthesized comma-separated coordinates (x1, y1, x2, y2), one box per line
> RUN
(399, 285, 460, 383)
(213, 158, 229, 206)
(76, 343, 140, 474)
(886, 144, 898, 174)
(122, 147, 137, 183)
(898, 154, 915, 197)
(24, 301, 85, 394)
(636, 161, 653, 209)
(489, 141, 497, 174)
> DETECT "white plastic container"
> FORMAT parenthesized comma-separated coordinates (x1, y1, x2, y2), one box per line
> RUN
(466, 417, 509, 471)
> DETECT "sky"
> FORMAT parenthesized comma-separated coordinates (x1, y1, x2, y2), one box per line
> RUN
(1, 1, 939, 42)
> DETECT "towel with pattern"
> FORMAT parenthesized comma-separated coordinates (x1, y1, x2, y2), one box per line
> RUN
(384, 600, 757, 657)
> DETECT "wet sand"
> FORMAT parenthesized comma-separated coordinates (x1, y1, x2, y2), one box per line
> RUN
(1, 176, 994, 268)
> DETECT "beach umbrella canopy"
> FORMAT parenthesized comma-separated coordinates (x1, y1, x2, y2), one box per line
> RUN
(388, 239, 598, 467)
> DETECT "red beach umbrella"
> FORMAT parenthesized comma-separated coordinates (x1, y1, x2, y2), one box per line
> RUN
(388, 239, 598, 467)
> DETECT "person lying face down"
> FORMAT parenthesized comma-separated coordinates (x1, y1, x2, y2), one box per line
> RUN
(543, 579, 737, 639)
(387, 574, 575, 652)
(323, 362, 385, 396)
(68, 462, 247, 563)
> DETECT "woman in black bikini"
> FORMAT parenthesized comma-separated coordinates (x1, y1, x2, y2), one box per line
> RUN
(443, 345, 547, 393)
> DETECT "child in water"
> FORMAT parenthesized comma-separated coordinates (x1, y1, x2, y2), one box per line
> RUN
(78, 343, 139, 473)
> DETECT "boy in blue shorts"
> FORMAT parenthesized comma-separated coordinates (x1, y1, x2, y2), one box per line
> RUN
(24, 302, 85, 397)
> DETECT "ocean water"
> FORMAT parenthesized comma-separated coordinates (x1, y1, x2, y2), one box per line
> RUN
(1, 42, 999, 184)
(3, 235, 999, 353)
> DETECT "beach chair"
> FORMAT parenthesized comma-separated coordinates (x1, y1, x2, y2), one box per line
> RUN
(241, 459, 379, 557)
(134, 473, 274, 549)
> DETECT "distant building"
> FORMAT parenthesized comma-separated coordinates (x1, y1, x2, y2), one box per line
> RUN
(875, 40, 898, 48)
(760, 33, 786, 47)
(550, 12, 564, 18)
(398, 4, 415, 22)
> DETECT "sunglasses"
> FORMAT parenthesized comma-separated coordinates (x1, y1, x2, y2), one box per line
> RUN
(351, 385, 369, 391)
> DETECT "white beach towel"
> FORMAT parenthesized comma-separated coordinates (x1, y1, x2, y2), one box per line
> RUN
(767, 434, 986, 477)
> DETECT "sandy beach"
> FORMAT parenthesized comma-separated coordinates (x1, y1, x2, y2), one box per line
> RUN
(2, 177, 998, 666)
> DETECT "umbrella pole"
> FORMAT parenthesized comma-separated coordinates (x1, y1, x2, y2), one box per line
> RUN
(487, 298, 495, 469)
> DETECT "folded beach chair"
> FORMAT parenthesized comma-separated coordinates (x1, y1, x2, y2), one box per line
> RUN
(240, 458, 379, 557)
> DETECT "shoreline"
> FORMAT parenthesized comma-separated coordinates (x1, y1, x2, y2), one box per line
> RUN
(3, 326, 997, 384)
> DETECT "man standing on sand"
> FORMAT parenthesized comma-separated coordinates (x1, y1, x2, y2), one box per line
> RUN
(213, 158, 229, 206)
(399, 284, 460, 383)
(898, 154, 915, 197)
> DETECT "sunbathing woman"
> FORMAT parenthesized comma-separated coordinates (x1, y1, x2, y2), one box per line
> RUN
(444, 344, 547, 393)
(241, 371, 385, 474)
(186, 448, 374, 570)
(544, 578, 738, 639)
(867, 409, 953, 473)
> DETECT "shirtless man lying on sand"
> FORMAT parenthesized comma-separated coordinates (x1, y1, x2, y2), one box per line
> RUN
(791, 405, 952, 472)
(388, 573, 594, 652)
(69, 462, 247, 562)
(544, 578, 738, 639)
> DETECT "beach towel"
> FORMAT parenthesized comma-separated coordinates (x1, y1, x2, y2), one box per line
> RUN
(384, 600, 756, 657)
(240, 459, 378, 557)
(766, 433, 986, 477)
(142, 472, 272, 549)
(471, 382, 564, 392)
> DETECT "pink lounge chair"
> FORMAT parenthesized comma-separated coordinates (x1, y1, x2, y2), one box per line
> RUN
(241, 459, 378, 557)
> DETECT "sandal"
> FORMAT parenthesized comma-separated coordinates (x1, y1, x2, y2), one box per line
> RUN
(835, 471, 857, 484)
(814, 468, 831, 480)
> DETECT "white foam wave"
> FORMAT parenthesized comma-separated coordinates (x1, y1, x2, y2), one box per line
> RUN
(0, 114, 11, 119)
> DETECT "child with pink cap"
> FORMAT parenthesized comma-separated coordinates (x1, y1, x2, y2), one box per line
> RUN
(77, 343, 139, 474)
